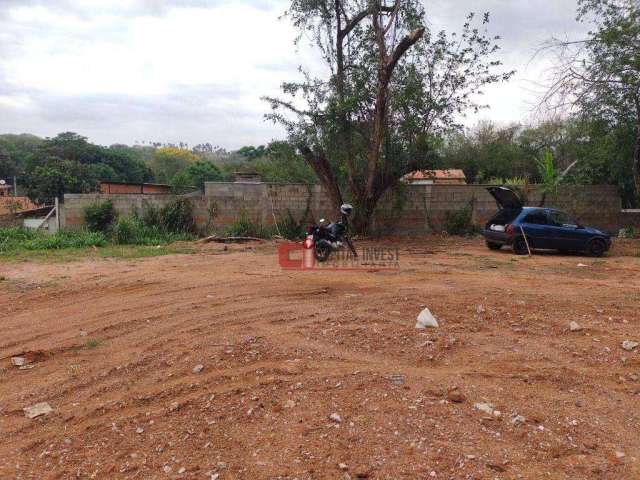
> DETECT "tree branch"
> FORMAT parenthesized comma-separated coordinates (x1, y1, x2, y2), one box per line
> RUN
(386, 27, 425, 77)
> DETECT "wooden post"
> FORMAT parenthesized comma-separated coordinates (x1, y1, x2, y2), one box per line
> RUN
(55, 197, 60, 231)
(519, 225, 532, 256)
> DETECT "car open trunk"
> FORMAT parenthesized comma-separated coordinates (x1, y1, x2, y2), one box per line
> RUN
(486, 186, 523, 210)
(485, 187, 523, 230)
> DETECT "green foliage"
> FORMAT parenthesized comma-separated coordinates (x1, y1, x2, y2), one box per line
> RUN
(85, 339, 99, 349)
(140, 201, 163, 229)
(84, 200, 117, 233)
(237, 145, 266, 159)
(537, 149, 559, 195)
(443, 204, 477, 236)
(135, 198, 197, 237)
(111, 216, 138, 244)
(151, 147, 199, 184)
(0, 227, 106, 253)
(160, 198, 196, 234)
(224, 211, 273, 239)
(266, 3, 513, 232)
(7, 132, 152, 203)
(111, 215, 196, 245)
(252, 141, 316, 183)
(486, 176, 527, 185)
(277, 210, 306, 240)
(170, 159, 222, 191)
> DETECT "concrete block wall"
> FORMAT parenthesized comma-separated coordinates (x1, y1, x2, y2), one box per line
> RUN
(63, 183, 628, 235)
(62, 194, 215, 233)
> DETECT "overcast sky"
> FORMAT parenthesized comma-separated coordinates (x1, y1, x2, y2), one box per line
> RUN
(0, 0, 588, 149)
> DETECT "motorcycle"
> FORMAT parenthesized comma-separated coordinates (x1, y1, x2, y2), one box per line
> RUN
(306, 204, 358, 262)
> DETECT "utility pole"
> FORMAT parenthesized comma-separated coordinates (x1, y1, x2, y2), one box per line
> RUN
(13, 175, 17, 196)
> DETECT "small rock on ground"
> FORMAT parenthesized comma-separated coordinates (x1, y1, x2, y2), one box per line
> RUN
(621, 340, 639, 351)
(24, 402, 53, 419)
(416, 308, 439, 329)
(11, 356, 26, 367)
(447, 387, 465, 403)
(329, 413, 342, 423)
(569, 321, 583, 332)
(193, 364, 204, 373)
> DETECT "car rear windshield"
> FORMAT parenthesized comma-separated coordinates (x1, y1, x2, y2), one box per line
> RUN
(486, 208, 520, 227)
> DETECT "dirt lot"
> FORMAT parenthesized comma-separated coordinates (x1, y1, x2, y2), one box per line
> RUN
(1, 237, 640, 479)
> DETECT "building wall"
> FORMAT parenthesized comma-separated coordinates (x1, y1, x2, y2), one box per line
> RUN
(0, 196, 38, 215)
(100, 183, 171, 194)
(63, 183, 636, 235)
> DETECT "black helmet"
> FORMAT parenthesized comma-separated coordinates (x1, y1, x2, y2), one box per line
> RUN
(340, 204, 353, 216)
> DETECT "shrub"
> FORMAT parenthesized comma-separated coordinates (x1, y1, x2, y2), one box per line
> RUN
(111, 215, 196, 245)
(225, 211, 273, 238)
(443, 204, 477, 236)
(161, 198, 196, 234)
(277, 210, 306, 240)
(111, 216, 138, 245)
(84, 200, 116, 233)
(141, 201, 163, 229)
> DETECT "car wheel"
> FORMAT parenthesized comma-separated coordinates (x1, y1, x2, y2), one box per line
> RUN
(513, 236, 529, 255)
(486, 241, 502, 251)
(586, 239, 606, 257)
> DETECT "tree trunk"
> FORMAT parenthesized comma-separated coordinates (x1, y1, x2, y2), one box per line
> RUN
(299, 146, 344, 213)
(633, 100, 640, 204)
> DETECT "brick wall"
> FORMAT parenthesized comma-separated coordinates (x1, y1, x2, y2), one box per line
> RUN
(63, 183, 635, 235)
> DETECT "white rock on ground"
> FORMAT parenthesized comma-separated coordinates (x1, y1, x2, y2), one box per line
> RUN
(193, 364, 204, 374)
(416, 308, 439, 329)
(511, 414, 526, 425)
(474, 402, 495, 416)
(621, 341, 639, 351)
(11, 357, 26, 367)
(24, 402, 53, 419)
(329, 413, 342, 423)
(569, 321, 583, 332)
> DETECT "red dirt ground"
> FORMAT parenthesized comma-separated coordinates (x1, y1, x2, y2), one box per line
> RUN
(1, 237, 640, 479)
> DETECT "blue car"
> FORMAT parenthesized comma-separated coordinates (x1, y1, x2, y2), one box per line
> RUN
(482, 186, 611, 256)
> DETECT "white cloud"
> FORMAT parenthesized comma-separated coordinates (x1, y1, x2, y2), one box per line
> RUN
(0, 0, 589, 147)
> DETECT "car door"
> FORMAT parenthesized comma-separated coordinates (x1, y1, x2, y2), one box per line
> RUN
(547, 210, 582, 251)
(520, 210, 551, 249)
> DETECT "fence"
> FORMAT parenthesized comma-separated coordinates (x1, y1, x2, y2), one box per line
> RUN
(62, 183, 638, 235)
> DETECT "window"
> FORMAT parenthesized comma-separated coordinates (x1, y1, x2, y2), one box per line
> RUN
(549, 210, 577, 227)
(523, 211, 547, 225)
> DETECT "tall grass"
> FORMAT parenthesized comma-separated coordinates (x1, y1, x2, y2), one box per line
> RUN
(111, 216, 196, 245)
(224, 211, 273, 239)
(0, 227, 106, 253)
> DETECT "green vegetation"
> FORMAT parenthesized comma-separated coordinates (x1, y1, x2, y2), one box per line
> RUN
(224, 211, 273, 239)
(82, 197, 197, 246)
(0, 227, 106, 253)
(0, 197, 199, 262)
(84, 200, 116, 233)
(439, 117, 637, 206)
(85, 339, 99, 349)
(276, 210, 307, 241)
(0, 234, 195, 263)
(443, 204, 477, 236)
(111, 216, 195, 245)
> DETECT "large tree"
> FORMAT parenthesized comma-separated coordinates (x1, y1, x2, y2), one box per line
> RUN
(543, 0, 640, 199)
(266, 0, 512, 232)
